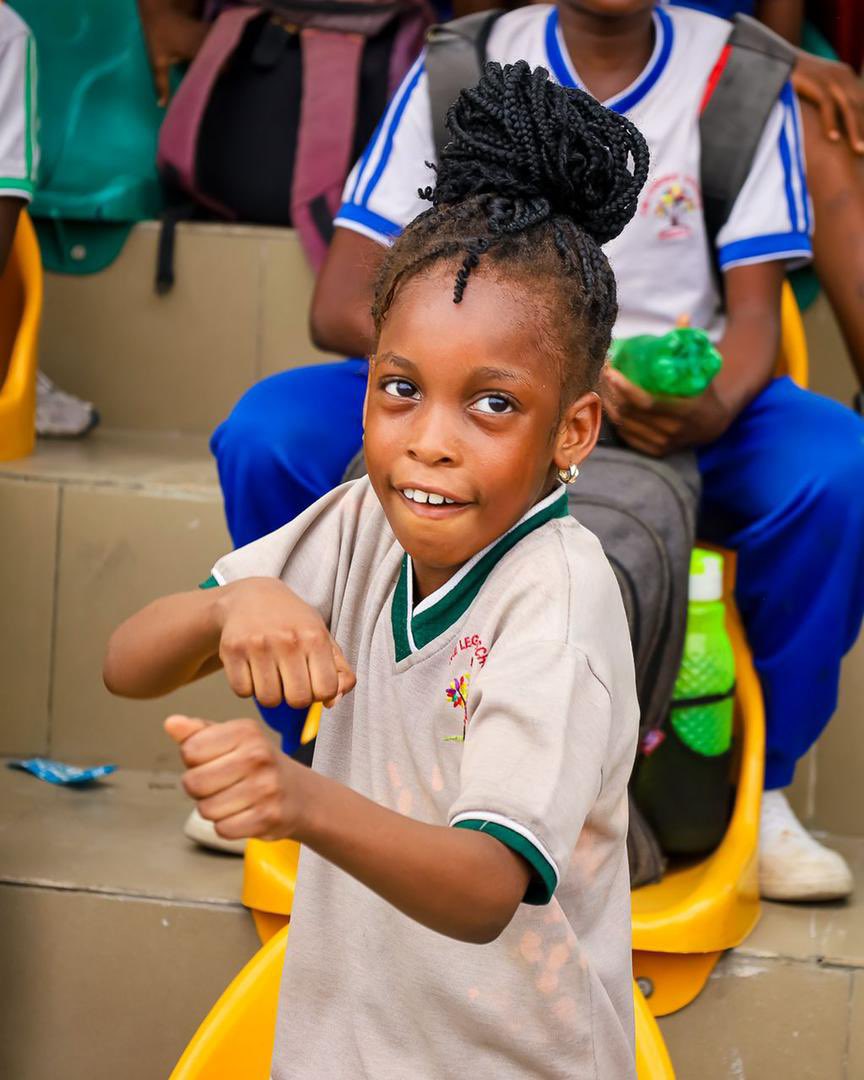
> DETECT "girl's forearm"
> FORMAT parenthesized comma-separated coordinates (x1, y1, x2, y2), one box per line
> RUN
(104, 589, 222, 698)
(293, 766, 531, 943)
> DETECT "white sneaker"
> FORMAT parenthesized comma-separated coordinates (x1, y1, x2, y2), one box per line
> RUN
(36, 371, 99, 438)
(759, 789, 853, 902)
(183, 807, 246, 856)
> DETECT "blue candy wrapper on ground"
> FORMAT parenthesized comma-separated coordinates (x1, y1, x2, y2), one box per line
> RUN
(8, 758, 117, 785)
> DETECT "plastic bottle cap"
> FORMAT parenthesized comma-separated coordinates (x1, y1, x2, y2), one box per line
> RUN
(689, 548, 724, 601)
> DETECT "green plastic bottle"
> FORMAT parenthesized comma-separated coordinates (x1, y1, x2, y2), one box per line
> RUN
(609, 326, 722, 397)
(672, 549, 735, 756)
(634, 549, 736, 855)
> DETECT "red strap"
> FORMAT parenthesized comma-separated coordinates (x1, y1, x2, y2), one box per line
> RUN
(158, 6, 262, 196)
(291, 29, 365, 268)
(699, 44, 732, 115)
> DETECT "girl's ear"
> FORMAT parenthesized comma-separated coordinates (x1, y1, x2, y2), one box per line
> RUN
(553, 391, 602, 475)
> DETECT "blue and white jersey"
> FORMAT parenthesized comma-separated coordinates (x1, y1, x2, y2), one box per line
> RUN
(335, 4, 811, 340)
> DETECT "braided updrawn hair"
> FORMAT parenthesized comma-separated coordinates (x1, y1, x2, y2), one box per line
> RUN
(372, 61, 650, 397)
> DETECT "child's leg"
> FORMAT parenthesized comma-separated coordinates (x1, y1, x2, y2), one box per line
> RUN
(802, 102, 864, 387)
(210, 357, 368, 751)
(210, 357, 368, 548)
(696, 377, 864, 790)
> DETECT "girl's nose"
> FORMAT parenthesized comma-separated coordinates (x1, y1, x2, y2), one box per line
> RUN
(405, 406, 458, 466)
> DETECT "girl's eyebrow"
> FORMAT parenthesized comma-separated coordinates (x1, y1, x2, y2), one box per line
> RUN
(472, 365, 530, 385)
(375, 352, 416, 371)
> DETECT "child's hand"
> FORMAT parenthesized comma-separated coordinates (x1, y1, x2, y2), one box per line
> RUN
(214, 578, 355, 709)
(165, 715, 309, 841)
(601, 366, 732, 456)
(793, 52, 864, 155)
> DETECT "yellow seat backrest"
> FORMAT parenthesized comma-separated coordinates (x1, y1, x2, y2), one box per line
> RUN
(776, 280, 808, 387)
(0, 210, 43, 461)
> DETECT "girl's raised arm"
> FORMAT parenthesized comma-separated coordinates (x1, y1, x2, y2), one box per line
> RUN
(104, 578, 355, 706)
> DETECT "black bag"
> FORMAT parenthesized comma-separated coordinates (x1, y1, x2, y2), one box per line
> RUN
(155, 0, 433, 290)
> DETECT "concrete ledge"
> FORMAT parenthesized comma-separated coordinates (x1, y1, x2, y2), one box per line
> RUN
(0, 762, 259, 1080)
(40, 222, 338, 435)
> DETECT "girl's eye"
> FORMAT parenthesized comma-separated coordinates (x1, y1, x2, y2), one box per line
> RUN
(382, 378, 420, 400)
(472, 394, 514, 415)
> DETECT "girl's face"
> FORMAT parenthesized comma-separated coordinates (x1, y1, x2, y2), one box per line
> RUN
(364, 266, 601, 598)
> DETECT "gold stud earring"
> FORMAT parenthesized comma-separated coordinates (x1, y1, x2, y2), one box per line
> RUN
(557, 463, 579, 484)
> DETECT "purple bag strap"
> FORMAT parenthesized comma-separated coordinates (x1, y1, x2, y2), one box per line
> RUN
(291, 28, 365, 269)
(157, 5, 262, 199)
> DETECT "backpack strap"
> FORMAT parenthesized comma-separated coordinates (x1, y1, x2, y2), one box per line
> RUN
(699, 13, 796, 255)
(426, 9, 504, 159)
(291, 27, 366, 269)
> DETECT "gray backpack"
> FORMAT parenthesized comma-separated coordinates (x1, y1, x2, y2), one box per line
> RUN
(346, 12, 793, 884)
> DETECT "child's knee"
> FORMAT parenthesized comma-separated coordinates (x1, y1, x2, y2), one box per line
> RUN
(211, 373, 309, 477)
(821, 426, 864, 512)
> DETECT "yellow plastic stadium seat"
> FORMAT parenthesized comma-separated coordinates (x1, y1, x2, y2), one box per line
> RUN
(631, 576, 763, 1016)
(0, 211, 42, 461)
(169, 924, 289, 1080)
(631, 283, 808, 1017)
(777, 279, 808, 387)
(172, 921, 673, 1080)
(242, 704, 320, 942)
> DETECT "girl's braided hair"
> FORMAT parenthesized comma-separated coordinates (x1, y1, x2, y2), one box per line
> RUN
(372, 60, 650, 397)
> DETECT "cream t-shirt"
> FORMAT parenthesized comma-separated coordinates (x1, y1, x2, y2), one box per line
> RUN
(210, 477, 639, 1079)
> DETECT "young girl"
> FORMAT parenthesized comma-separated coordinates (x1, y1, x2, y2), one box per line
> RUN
(105, 62, 647, 1078)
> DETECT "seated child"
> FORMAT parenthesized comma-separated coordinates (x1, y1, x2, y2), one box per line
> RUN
(104, 64, 644, 1077)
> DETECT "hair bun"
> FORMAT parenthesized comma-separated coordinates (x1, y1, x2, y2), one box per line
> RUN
(434, 60, 649, 246)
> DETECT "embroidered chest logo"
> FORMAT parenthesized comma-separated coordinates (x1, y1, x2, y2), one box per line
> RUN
(445, 673, 471, 742)
(641, 173, 701, 241)
(443, 634, 488, 743)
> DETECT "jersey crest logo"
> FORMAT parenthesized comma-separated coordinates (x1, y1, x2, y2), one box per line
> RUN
(642, 174, 701, 241)
(444, 672, 471, 743)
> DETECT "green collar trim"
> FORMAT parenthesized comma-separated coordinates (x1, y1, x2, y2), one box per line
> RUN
(390, 486, 568, 662)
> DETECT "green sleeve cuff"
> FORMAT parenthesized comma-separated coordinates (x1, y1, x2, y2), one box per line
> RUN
(199, 574, 219, 589)
(453, 819, 557, 905)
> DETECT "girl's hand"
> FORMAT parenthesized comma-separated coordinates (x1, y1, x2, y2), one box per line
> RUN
(214, 578, 355, 709)
(166, 715, 309, 841)
(600, 366, 733, 456)
(793, 52, 864, 154)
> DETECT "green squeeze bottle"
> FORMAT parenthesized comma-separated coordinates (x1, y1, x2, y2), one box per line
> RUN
(634, 549, 736, 855)
(609, 326, 722, 397)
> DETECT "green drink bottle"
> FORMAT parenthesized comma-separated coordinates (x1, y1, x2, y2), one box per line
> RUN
(634, 549, 736, 855)
(609, 326, 722, 397)
(672, 549, 735, 756)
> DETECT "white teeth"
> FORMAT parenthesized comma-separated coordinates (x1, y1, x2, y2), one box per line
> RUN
(402, 487, 458, 506)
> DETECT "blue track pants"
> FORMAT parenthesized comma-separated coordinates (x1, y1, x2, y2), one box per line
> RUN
(211, 362, 864, 787)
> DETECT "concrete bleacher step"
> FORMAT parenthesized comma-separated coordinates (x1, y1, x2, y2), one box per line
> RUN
(39, 222, 335, 436)
(0, 760, 258, 1080)
(2, 751, 863, 1080)
(657, 833, 864, 1079)
(0, 430, 240, 773)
